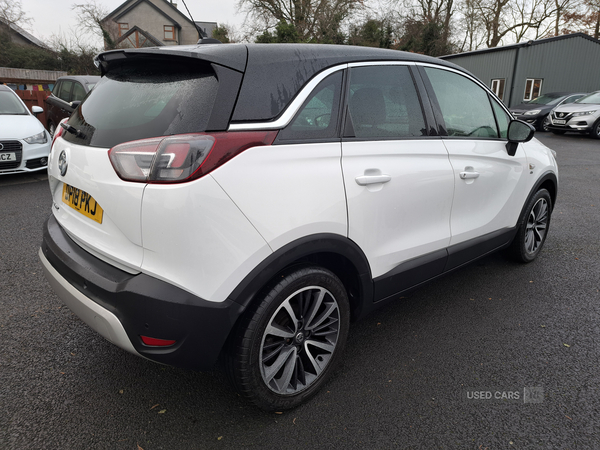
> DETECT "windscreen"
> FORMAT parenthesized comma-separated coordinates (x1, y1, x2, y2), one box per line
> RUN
(529, 94, 562, 105)
(63, 59, 218, 148)
(0, 90, 29, 115)
(576, 92, 600, 104)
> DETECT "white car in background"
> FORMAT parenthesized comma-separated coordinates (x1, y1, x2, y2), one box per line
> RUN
(0, 85, 51, 175)
(548, 90, 600, 138)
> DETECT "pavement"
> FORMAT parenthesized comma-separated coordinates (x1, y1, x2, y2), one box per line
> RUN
(1, 132, 599, 449)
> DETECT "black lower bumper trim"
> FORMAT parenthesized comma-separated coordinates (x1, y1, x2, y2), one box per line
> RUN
(41, 215, 244, 370)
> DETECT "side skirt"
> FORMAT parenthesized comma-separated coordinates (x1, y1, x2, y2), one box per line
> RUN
(372, 227, 517, 305)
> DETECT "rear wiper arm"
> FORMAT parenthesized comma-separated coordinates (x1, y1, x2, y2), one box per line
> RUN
(60, 122, 86, 139)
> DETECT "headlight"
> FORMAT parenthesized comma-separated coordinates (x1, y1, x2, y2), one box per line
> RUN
(573, 110, 596, 116)
(23, 131, 48, 144)
(524, 110, 541, 115)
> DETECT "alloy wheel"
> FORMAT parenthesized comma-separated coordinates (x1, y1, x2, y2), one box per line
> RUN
(260, 286, 340, 395)
(524, 198, 548, 254)
(542, 116, 551, 132)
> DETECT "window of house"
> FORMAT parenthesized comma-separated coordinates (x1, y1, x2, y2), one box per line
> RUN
(164, 25, 175, 40)
(118, 23, 129, 37)
(491, 79, 505, 101)
(524, 78, 542, 101)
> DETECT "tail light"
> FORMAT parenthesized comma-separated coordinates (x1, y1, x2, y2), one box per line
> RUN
(140, 335, 176, 347)
(108, 131, 278, 183)
(51, 118, 68, 148)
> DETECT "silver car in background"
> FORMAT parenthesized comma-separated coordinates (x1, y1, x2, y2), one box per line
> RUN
(547, 91, 600, 138)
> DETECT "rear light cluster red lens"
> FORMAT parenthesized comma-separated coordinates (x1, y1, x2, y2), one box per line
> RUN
(108, 131, 278, 183)
(51, 118, 68, 148)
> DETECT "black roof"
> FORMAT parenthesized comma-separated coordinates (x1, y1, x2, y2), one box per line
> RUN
(96, 43, 467, 122)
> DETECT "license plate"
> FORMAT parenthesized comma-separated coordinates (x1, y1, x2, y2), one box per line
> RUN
(554, 119, 566, 125)
(62, 184, 104, 224)
(0, 153, 17, 162)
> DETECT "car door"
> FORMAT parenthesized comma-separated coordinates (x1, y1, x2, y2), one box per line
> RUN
(418, 65, 531, 268)
(341, 63, 455, 302)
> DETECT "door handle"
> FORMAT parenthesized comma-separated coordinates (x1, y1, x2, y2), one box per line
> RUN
(355, 174, 391, 186)
(459, 171, 480, 180)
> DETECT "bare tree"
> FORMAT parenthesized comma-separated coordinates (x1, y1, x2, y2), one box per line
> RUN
(506, 0, 556, 42)
(455, 0, 488, 51)
(468, 0, 556, 47)
(239, 0, 362, 42)
(72, 0, 119, 49)
(0, 0, 32, 29)
(562, 0, 600, 37)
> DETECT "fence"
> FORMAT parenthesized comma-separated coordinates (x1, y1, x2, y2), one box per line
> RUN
(14, 90, 51, 130)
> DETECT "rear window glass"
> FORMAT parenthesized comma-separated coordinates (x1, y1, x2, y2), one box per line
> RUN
(63, 59, 218, 148)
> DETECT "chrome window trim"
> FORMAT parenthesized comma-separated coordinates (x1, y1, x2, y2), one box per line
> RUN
(228, 60, 505, 132)
(228, 63, 348, 131)
(347, 61, 416, 68)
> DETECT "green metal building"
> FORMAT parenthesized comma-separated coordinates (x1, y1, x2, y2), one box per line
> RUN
(441, 33, 600, 107)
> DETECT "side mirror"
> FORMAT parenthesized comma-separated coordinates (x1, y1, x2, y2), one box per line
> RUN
(506, 119, 535, 156)
(70, 101, 81, 108)
(32, 105, 43, 115)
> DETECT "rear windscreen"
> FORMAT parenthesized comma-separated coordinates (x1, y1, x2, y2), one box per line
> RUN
(63, 59, 218, 148)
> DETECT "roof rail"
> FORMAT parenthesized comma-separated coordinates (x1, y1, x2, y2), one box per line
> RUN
(197, 38, 222, 45)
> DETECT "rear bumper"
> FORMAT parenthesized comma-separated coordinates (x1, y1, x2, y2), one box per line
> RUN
(40, 214, 244, 370)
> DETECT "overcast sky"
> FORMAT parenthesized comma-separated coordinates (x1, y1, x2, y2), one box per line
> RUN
(22, 0, 244, 47)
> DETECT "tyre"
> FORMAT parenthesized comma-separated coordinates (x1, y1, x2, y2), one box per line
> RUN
(510, 189, 552, 263)
(589, 119, 600, 139)
(226, 266, 350, 411)
(48, 122, 55, 137)
(541, 115, 551, 132)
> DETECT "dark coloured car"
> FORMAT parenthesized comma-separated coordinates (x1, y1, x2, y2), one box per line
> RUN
(44, 76, 100, 136)
(510, 92, 587, 131)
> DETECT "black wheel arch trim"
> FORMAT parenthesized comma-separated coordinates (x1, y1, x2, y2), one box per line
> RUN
(522, 170, 558, 214)
(226, 233, 374, 321)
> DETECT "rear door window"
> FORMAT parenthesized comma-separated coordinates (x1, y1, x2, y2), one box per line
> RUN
(63, 59, 218, 148)
(278, 71, 343, 141)
(71, 83, 86, 102)
(58, 81, 73, 102)
(346, 65, 426, 139)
